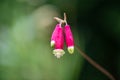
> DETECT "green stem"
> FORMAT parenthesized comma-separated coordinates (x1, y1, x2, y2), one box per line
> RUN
(75, 44, 116, 80)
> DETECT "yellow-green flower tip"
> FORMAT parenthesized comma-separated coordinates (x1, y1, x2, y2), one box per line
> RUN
(53, 49, 65, 58)
(51, 40, 55, 47)
(68, 46, 74, 54)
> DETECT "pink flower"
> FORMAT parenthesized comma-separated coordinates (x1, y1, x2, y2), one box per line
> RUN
(51, 23, 65, 58)
(64, 24, 74, 54)
(51, 13, 74, 58)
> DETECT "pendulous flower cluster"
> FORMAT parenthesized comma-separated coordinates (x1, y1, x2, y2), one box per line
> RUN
(50, 13, 74, 58)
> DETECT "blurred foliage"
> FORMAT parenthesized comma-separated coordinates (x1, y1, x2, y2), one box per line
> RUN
(0, 0, 120, 80)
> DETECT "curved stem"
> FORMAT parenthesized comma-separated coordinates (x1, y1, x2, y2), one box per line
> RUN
(54, 17, 64, 23)
(54, 13, 68, 25)
(53, 13, 116, 80)
(75, 44, 116, 80)
(64, 13, 68, 25)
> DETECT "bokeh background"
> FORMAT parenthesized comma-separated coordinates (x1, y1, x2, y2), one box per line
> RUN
(0, 0, 120, 80)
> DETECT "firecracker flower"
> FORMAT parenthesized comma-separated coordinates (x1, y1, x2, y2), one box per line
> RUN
(51, 13, 74, 58)
(64, 24, 74, 54)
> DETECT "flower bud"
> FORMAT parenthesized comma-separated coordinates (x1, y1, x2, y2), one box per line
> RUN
(64, 24, 74, 54)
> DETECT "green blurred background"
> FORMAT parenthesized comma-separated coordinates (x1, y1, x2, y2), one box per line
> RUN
(0, 0, 120, 80)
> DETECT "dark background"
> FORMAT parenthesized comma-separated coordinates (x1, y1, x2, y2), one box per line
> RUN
(0, 0, 120, 80)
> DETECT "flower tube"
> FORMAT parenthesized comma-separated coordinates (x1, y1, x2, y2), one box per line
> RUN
(64, 24, 74, 54)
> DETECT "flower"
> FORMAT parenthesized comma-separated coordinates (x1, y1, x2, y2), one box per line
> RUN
(51, 13, 74, 58)
(51, 23, 65, 58)
(64, 24, 74, 54)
